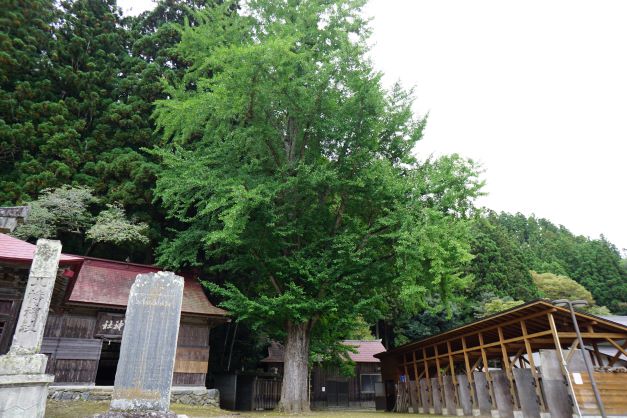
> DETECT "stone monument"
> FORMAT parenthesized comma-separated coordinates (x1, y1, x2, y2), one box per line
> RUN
(98, 271, 184, 418)
(0, 239, 62, 418)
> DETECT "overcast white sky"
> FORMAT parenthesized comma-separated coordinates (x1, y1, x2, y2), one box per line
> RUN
(120, 0, 627, 252)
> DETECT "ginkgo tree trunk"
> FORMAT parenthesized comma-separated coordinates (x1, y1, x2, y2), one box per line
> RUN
(151, 0, 483, 413)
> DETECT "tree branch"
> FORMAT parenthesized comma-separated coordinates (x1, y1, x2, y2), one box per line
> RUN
(333, 193, 346, 234)
(252, 250, 283, 294)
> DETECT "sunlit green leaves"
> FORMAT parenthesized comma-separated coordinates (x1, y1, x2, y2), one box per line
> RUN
(152, 0, 483, 354)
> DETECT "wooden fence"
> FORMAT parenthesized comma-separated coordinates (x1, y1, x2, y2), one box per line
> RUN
(252, 378, 281, 410)
(572, 372, 627, 416)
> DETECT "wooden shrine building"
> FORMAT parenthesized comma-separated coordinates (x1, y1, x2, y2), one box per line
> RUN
(0, 233, 228, 387)
(376, 300, 627, 417)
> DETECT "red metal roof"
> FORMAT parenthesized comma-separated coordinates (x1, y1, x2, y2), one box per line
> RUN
(68, 258, 227, 318)
(1, 234, 227, 318)
(262, 340, 386, 363)
(0, 233, 83, 265)
(343, 340, 386, 363)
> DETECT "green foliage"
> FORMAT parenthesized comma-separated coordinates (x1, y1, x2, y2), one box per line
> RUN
(466, 213, 539, 301)
(153, 0, 481, 363)
(585, 305, 611, 316)
(474, 295, 524, 318)
(531, 271, 611, 314)
(0, 0, 59, 201)
(86, 203, 149, 246)
(0, 0, 224, 260)
(390, 295, 468, 346)
(532, 271, 595, 304)
(13, 185, 149, 253)
(494, 213, 627, 313)
(12, 185, 96, 240)
(345, 317, 375, 341)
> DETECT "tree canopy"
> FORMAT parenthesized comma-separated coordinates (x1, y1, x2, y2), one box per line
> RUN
(0, 0, 222, 261)
(531, 271, 610, 315)
(13, 185, 149, 254)
(493, 213, 627, 314)
(151, 0, 482, 411)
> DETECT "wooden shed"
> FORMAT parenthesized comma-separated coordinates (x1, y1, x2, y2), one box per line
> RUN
(0, 233, 228, 387)
(376, 300, 627, 417)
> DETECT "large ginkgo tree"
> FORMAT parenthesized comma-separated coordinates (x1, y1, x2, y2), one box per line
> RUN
(152, 0, 482, 411)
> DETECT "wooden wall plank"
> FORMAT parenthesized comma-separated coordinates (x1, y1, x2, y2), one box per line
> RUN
(61, 315, 96, 338)
(53, 359, 99, 384)
(178, 323, 210, 347)
(42, 337, 102, 360)
(43, 314, 63, 338)
(174, 360, 209, 374)
(173, 372, 205, 386)
(572, 373, 627, 416)
(176, 347, 210, 361)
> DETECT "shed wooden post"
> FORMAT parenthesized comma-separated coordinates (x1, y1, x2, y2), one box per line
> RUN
(498, 326, 519, 409)
(462, 336, 477, 409)
(413, 350, 421, 408)
(403, 352, 410, 410)
(434, 345, 444, 414)
(423, 347, 433, 412)
(478, 331, 497, 409)
(446, 340, 459, 409)
(547, 311, 583, 418)
(520, 319, 546, 411)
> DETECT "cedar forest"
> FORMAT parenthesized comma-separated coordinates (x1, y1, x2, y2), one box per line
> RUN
(2, 0, 626, 412)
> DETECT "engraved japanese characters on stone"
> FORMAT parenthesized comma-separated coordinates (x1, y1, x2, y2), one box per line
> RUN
(10, 239, 61, 355)
(109, 271, 184, 413)
(18, 289, 47, 333)
(29, 242, 60, 277)
(0, 239, 61, 418)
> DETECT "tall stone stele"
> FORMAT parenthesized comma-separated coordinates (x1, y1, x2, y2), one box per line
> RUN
(97, 271, 185, 418)
(0, 239, 62, 418)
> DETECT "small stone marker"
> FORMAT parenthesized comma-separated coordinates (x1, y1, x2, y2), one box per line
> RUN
(0, 239, 61, 418)
(106, 271, 184, 417)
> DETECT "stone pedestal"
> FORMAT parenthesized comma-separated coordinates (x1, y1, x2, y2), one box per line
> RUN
(0, 374, 55, 418)
(0, 239, 62, 418)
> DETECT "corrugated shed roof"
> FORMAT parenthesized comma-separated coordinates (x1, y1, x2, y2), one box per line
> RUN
(601, 316, 627, 328)
(261, 339, 386, 363)
(67, 258, 227, 318)
(0, 233, 83, 265)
